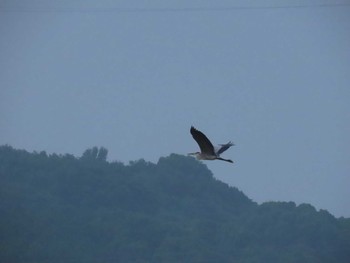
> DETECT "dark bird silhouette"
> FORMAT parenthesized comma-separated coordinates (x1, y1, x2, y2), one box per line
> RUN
(189, 126, 234, 163)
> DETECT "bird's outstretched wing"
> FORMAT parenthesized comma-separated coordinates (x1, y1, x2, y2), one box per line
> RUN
(216, 142, 234, 155)
(190, 126, 215, 155)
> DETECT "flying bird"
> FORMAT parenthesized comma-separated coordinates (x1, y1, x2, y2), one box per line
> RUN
(189, 126, 234, 163)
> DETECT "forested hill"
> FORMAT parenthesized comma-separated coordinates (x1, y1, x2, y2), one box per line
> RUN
(1, 145, 350, 262)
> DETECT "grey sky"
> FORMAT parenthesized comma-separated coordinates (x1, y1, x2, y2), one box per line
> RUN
(1, 1, 349, 217)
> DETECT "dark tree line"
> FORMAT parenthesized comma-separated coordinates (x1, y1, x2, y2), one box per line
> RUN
(0, 145, 349, 262)
(81, 146, 108, 162)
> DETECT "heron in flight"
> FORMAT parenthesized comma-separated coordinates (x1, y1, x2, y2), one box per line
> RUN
(189, 126, 234, 163)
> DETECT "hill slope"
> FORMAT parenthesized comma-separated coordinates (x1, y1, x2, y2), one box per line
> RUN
(1, 145, 349, 262)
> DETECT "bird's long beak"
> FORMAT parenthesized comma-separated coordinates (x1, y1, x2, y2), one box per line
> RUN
(187, 152, 196, 156)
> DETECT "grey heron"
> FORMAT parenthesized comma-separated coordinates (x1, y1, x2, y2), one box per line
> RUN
(189, 126, 234, 163)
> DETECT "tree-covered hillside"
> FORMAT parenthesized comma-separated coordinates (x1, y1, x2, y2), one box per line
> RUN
(1, 145, 349, 262)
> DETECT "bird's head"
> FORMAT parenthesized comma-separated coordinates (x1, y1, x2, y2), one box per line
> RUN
(187, 152, 200, 157)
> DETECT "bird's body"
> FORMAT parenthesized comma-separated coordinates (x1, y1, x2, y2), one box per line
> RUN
(189, 126, 234, 163)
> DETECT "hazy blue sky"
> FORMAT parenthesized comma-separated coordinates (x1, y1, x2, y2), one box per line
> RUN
(1, 1, 349, 217)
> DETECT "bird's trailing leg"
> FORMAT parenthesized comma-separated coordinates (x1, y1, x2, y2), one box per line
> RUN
(216, 157, 234, 163)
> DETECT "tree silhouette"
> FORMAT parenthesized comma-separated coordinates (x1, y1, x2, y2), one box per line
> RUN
(0, 145, 349, 263)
